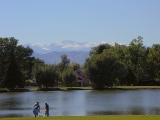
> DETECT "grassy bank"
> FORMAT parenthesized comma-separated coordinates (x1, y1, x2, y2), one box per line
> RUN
(0, 86, 92, 92)
(38, 86, 93, 91)
(38, 86, 160, 91)
(113, 86, 160, 89)
(1, 86, 160, 92)
(1, 116, 160, 120)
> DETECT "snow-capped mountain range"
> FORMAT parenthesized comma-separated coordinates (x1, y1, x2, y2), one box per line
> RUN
(23, 40, 100, 54)
(23, 40, 117, 65)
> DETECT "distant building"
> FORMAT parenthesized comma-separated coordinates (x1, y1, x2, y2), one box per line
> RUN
(75, 69, 89, 87)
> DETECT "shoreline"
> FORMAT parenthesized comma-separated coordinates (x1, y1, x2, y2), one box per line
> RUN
(1, 86, 160, 92)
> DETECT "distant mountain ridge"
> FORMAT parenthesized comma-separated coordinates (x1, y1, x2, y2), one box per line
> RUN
(33, 51, 89, 65)
(23, 40, 97, 64)
(23, 40, 98, 54)
(23, 40, 117, 65)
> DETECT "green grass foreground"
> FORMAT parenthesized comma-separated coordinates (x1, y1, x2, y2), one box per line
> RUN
(1, 116, 160, 120)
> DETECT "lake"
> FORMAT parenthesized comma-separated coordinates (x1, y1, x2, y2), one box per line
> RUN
(0, 89, 160, 117)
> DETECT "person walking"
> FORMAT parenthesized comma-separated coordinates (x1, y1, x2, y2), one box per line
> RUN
(33, 102, 40, 117)
(44, 102, 49, 117)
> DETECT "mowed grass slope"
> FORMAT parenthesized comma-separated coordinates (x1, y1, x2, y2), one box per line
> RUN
(1, 116, 160, 120)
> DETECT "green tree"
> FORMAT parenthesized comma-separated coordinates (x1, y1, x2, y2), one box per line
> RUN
(0, 37, 34, 89)
(4, 61, 24, 88)
(114, 43, 127, 62)
(85, 49, 127, 90)
(57, 54, 70, 85)
(127, 36, 144, 71)
(70, 62, 81, 71)
(147, 44, 160, 83)
(89, 43, 113, 56)
(36, 65, 57, 89)
(136, 46, 149, 82)
(60, 54, 70, 70)
(122, 36, 145, 84)
(62, 67, 76, 87)
(32, 58, 45, 78)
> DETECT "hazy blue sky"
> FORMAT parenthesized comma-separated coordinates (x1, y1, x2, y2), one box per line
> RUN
(0, 0, 160, 46)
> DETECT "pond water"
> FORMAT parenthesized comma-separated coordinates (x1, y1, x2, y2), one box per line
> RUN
(1, 89, 160, 117)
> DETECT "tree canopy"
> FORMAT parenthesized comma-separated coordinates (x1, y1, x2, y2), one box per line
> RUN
(0, 37, 34, 89)
(84, 36, 160, 89)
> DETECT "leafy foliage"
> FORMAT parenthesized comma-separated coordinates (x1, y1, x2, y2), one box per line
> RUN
(84, 36, 160, 89)
(0, 37, 34, 89)
(85, 49, 127, 89)
(62, 67, 76, 87)
(36, 65, 57, 88)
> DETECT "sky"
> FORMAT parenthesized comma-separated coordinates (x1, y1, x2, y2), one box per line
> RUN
(0, 0, 160, 46)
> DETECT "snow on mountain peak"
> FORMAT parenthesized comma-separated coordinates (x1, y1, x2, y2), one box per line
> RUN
(54, 40, 77, 46)
(24, 40, 114, 54)
(31, 43, 50, 50)
(50, 40, 97, 50)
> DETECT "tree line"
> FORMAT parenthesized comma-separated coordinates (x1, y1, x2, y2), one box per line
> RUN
(0, 36, 159, 90)
(0, 37, 80, 89)
(84, 36, 160, 89)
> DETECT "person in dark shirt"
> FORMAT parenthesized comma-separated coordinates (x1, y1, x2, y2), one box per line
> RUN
(44, 102, 49, 117)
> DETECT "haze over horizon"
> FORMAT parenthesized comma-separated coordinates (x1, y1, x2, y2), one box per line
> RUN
(1, 0, 160, 46)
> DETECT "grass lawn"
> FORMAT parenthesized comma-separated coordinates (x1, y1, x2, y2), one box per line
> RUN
(1, 116, 160, 120)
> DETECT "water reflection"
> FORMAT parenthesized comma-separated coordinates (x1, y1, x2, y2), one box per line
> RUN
(1, 89, 160, 117)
